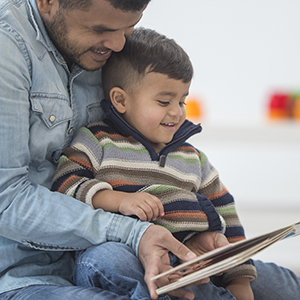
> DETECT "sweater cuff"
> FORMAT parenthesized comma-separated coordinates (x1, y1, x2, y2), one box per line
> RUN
(221, 261, 257, 285)
(85, 182, 113, 208)
(195, 193, 223, 232)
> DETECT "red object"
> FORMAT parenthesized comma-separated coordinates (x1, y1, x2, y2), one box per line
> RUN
(268, 93, 291, 120)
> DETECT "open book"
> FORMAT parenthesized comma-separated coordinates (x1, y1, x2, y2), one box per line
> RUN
(152, 222, 300, 295)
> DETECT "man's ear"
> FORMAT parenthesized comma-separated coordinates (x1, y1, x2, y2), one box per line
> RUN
(110, 87, 127, 114)
(37, 0, 59, 15)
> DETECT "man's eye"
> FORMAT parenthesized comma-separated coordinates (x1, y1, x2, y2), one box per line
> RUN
(158, 100, 170, 106)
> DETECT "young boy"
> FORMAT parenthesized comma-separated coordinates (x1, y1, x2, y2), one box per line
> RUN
(52, 28, 256, 299)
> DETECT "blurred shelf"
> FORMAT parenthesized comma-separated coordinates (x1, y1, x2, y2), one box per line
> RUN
(187, 121, 300, 209)
(194, 122, 300, 145)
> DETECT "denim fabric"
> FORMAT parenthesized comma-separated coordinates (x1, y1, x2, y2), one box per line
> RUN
(0, 286, 130, 300)
(0, 0, 151, 294)
(74, 242, 234, 300)
(73, 242, 300, 300)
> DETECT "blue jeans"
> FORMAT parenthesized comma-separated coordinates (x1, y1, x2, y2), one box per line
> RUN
(0, 285, 130, 300)
(1, 242, 299, 300)
(73, 242, 300, 300)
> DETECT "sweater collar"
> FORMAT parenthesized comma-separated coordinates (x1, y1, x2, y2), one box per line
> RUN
(101, 100, 202, 161)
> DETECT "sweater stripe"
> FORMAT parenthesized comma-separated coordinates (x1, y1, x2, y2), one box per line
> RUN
(52, 116, 256, 283)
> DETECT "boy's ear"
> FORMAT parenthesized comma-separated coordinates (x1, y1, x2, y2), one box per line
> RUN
(109, 87, 127, 114)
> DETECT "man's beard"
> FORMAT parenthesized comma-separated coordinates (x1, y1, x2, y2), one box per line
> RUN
(42, 10, 97, 71)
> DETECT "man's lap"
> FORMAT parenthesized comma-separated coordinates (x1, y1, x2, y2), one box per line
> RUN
(2, 242, 299, 300)
(0, 285, 130, 300)
(74, 242, 300, 300)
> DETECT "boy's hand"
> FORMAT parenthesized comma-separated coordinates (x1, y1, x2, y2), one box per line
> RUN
(184, 231, 229, 257)
(179, 231, 229, 286)
(119, 192, 164, 221)
(226, 277, 254, 300)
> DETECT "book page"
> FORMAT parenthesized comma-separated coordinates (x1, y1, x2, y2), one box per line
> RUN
(152, 222, 300, 295)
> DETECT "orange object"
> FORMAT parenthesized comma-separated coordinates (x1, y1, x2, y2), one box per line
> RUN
(185, 97, 203, 123)
(292, 97, 300, 120)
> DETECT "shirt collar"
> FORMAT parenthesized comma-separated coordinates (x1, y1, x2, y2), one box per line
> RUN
(27, 0, 69, 66)
(27, 0, 55, 50)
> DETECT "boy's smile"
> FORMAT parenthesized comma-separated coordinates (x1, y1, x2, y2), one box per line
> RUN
(119, 72, 191, 152)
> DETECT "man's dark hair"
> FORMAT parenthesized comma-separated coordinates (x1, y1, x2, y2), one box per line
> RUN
(58, 0, 150, 11)
(102, 27, 194, 101)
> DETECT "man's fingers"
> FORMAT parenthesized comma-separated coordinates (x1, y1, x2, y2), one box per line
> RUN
(165, 233, 197, 262)
(149, 272, 195, 300)
(139, 225, 197, 299)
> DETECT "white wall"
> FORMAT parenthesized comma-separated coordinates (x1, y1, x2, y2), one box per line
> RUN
(138, 1, 300, 207)
(139, 0, 300, 124)
(139, 2, 300, 273)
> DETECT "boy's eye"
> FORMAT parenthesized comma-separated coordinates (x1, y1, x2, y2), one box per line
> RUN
(158, 100, 170, 106)
(179, 101, 187, 107)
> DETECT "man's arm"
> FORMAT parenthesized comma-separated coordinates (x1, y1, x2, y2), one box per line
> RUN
(0, 25, 148, 253)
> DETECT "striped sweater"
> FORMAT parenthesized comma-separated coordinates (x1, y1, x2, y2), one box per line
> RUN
(51, 100, 256, 284)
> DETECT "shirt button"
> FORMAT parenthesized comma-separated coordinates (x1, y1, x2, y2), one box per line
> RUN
(68, 128, 73, 134)
(49, 115, 56, 122)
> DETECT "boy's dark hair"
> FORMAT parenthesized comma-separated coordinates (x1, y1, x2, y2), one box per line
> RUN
(102, 27, 194, 101)
(59, 0, 150, 11)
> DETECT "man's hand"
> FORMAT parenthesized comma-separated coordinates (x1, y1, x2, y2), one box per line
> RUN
(138, 228, 230, 299)
(138, 225, 201, 300)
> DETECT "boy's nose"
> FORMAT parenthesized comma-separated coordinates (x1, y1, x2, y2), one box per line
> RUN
(170, 104, 183, 117)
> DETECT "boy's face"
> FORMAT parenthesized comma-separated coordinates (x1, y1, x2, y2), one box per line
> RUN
(121, 72, 190, 152)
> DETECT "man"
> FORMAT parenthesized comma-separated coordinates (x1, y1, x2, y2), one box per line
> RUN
(0, 0, 216, 299)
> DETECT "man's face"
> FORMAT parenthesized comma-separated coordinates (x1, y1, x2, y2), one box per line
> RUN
(41, 0, 145, 71)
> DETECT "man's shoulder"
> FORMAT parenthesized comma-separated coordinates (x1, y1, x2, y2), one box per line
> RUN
(0, 0, 46, 56)
(0, 0, 29, 26)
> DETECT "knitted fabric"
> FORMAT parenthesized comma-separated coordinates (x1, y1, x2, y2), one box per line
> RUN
(51, 100, 257, 283)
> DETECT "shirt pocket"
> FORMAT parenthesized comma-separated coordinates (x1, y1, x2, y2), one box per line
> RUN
(30, 92, 73, 129)
(29, 93, 73, 165)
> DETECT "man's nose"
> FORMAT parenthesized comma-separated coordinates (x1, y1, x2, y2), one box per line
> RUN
(103, 28, 133, 53)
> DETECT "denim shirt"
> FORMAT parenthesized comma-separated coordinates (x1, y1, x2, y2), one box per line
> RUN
(0, 0, 150, 293)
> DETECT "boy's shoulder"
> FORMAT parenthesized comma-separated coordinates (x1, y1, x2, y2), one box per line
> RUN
(77, 120, 123, 143)
(85, 120, 117, 135)
(86, 120, 107, 130)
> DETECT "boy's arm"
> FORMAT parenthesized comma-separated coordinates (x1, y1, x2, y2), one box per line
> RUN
(51, 127, 112, 207)
(52, 129, 165, 221)
(196, 149, 257, 284)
